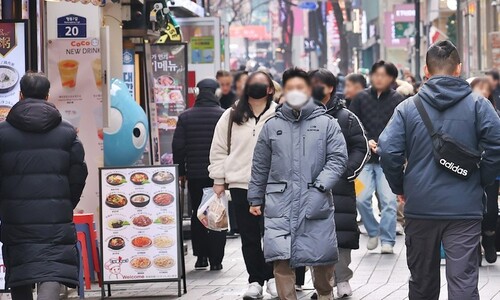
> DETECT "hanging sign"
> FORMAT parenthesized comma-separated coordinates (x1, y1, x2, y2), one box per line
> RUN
(57, 14, 87, 39)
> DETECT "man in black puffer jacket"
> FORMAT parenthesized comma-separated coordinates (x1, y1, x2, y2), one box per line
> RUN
(296, 69, 370, 299)
(0, 73, 88, 300)
(173, 79, 226, 271)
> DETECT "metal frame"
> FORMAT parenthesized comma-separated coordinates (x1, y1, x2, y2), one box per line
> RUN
(99, 165, 187, 298)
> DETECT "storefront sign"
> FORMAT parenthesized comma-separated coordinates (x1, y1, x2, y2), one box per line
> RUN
(99, 166, 183, 285)
(57, 14, 87, 39)
(0, 21, 28, 124)
(47, 38, 103, 216)
(148, 43, 187, 165)
(190, 36, 214, 64)
(123, 49, 135, 98)
(385, 4, 415, 48)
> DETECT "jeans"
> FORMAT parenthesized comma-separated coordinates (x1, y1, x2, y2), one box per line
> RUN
(11, 282, 61, 300)
(188, 178, 227, 265)
(230, 188, 273, 285)
(356, 163, 397, 246)
(405, 219, 480, 300)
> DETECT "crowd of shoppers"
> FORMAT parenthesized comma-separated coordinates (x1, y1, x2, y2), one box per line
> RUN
(170, 43, 500, 299)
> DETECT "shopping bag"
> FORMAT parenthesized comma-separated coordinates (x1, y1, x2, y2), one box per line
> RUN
(197, 188, 229, 231)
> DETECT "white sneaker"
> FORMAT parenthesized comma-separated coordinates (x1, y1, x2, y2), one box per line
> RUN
(381, 244, 394, 254)
(243, 282, 263, 300)
(266, 278, 279, 299)
(396, 223, 405, 235)
(367, 236, 379, 250)
(295, 285, 303, 291)
(318, 293, 333, 300)
(337, 281, 353, 298)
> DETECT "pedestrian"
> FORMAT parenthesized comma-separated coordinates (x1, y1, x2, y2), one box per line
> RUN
(173, 78, 227, 271)
(486, 69, 500, 108)
(209, 71, 278, 299)
(378, 40, 500, 300)
(306, 68, 370, 298)
(470, 76, 500, 264)
(234, 71, 249, 101)
(349, 61, 404, 254)
(248, 67, 348, 300)
(0, 72, 88, 300)
(343, 73, 367, 108)
(216, 70, 237, 109)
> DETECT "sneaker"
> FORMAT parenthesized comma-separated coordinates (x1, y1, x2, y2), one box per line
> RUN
(381, 244, 394, 254)
(266, 278, 279, 299)
(337, 281, 353, 298)
(318, 293, 333, 300)
(367, 236, 379, 250)
(194, 257, 208, 270)
(210, 264, 223, 271)
(482, 233, 498, 264)
(295, 285, 303, 291)
(243, 282, 263, 300)
(396, 223, 405, 236)
(311, 292, 318, 299)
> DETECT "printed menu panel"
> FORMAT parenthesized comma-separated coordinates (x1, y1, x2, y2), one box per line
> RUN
(100, 166, 180, 282)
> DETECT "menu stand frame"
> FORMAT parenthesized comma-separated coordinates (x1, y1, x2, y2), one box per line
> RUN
(99, 165, 187, 298)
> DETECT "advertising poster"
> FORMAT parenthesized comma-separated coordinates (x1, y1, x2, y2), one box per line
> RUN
(190, 36, 214, 64)
(47, 38, 103, 215)
(149, 43, 187, 165)
(0, 21, 28, 122)
(100, 166, 180, 282)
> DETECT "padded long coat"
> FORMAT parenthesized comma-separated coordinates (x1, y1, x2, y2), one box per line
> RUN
(0, 99, 88, 288)
(248, 100, 348, 268)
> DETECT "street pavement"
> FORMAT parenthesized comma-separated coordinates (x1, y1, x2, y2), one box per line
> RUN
(58, 227, 500, 300)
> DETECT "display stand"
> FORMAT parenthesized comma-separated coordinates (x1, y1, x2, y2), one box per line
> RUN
(99, 165, 186, 298)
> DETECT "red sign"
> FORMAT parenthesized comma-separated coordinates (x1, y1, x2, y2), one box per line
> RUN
(229, 26, 271, 40)
(0, 23, 17, 57)
(187, 71, 196, 108)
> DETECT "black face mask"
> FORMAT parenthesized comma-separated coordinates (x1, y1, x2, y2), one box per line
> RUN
(312, 86, 326, 101)
(247, 83, 269, 99)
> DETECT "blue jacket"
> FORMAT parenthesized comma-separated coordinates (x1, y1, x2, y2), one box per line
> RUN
(378, 76, 500, 219)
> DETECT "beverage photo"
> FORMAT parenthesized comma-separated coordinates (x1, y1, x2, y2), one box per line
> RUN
(58, 59, 79, 89)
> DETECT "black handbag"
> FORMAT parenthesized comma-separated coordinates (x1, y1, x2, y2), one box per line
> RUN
(414, 96, 482, 180)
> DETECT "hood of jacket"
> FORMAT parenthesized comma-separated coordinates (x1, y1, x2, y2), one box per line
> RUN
(6, 98, 62, 133)
(395, 79, 415, 97)
(277, 98, 326, 122)
(419, 75, 472, 111)
(325, 96, 345, 113)
(195, 90, 220, 107)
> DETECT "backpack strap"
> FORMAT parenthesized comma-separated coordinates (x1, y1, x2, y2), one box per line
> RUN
(414, 95, 437, 137)
(227, 109, 234, 155)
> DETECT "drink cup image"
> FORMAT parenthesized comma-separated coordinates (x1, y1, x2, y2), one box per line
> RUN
(60, 106, 81, 132)
(58, 60, 79, 89)
(93, 107, 104, 140)
(92, 59, 102, 89)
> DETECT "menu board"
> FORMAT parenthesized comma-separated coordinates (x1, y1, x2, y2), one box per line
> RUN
(0, 20, 28, 122)
(148, 43, 187, 165)
(100, 166, 180, 283)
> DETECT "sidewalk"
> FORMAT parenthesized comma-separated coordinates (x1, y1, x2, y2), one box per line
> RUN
(62, 230, 500, 300)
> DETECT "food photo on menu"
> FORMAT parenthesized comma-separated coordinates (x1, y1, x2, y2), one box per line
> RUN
(101, 167, 179, 280)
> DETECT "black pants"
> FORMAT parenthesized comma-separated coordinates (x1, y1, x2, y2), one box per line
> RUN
(295, 267, 306, 286)
(230, 188, 273, 285)
(483, 180, 499, 233)
(188, 178, 227, 265)
(405, 218, 481, 300)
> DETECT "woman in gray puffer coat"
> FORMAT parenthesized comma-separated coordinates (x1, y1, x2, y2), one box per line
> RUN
(248, 68, 348, 300)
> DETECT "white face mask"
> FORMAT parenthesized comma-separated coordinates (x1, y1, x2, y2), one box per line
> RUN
(285, 90, 309, 109)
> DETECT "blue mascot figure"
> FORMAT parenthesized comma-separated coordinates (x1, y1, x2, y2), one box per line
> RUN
(104, 78, 149, 166)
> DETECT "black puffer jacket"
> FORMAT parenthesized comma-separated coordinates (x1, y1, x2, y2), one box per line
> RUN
(325, 97, 370, 249)
(173, 91, 224, 179)
(0, 99, 88, 288)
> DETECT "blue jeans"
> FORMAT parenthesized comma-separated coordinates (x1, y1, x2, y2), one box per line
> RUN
(356, 163, 397, 246)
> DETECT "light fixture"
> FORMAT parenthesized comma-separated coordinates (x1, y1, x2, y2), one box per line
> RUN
(447, 0, 457, 10)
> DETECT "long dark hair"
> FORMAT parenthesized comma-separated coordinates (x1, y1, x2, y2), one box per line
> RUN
(233, 71, 275, 125)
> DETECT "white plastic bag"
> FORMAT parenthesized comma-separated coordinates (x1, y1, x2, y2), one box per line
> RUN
(197, 188, 229, 231)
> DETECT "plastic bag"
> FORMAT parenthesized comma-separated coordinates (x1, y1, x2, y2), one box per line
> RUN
(197, 188, 229, 231)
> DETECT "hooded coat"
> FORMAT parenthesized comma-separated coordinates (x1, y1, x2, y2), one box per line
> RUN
(324, 97, 370, 249)
(378, 76, 500, 219)
(248, 100, 348, 267)
(0, 99, 88, 288)
(173, 90, 225, 179)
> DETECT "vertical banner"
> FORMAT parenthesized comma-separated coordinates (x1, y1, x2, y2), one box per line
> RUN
(123, 48, 135, 99)
(0, 21, 28, 123)
(148, 43, 187, 165)
(47, 38, 103, 215)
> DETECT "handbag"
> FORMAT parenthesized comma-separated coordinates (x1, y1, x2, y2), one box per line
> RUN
(414, 96, 481, 180)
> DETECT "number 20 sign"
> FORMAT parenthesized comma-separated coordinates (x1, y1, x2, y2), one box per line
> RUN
(57, 14, 87, 39)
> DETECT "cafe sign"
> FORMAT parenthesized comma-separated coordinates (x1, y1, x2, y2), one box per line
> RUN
(0, 23, 17, 57)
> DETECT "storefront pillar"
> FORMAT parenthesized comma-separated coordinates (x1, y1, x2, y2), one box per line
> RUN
(103, 3, 123, 80)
